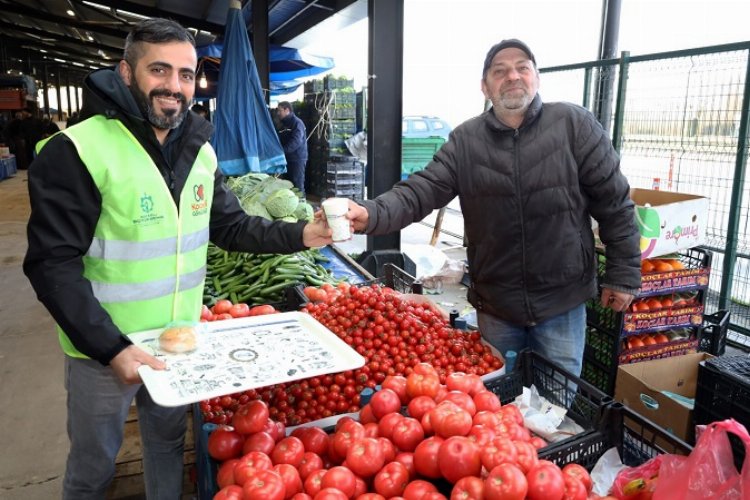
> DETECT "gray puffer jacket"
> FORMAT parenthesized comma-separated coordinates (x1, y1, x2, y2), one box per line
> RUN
(362, 94, 641, 326)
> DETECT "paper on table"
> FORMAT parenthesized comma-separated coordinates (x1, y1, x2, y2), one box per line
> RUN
(131, 312, 365, 407)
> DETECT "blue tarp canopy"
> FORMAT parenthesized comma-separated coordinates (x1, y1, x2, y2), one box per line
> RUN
(196, 43, 334, 96)
(211, 3, 286, 176)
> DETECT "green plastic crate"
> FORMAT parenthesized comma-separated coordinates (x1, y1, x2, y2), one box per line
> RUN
(401, 137, 445, 178)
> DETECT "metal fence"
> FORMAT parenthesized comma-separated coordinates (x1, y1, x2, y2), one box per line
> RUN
(539, 41, 750, 347)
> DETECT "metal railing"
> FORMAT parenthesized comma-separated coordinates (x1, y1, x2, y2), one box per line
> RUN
(539, 41, 750, 346)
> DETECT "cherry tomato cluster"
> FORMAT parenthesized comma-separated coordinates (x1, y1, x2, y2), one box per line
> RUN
(210, 364, 597, 500)
(201, 284, 504, 427)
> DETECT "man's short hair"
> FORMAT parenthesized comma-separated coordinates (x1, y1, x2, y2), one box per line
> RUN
(278, 101, 293, 113)
(191, 104, 208, 116)
(123, 18, 196, 69)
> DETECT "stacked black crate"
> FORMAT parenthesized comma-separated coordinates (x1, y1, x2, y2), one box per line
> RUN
(300, 76, 361, 199)
(581, 247, 712, 395)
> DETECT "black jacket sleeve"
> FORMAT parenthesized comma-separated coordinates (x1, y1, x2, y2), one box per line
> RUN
(208, 169, 308, 254)
(23, 135, 132, 365)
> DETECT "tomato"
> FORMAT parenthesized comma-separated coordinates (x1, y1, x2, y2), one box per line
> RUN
(353, 476, 368, 498)
(321, 466, 357, 498)
(484, 463, 528, 500)
(378, 437, 397, 463)
(249, 304, 277, 316)
(293, 426, 330, 456)
(438, 436, 481, 484)
(262, 419, 287, 442)
(391, 417, 425, 452)
(233, 400, 270, 435)
(467, 424, 495, 447)
(406, 395, 437, 420)
(377, 412, 404, 440)
(370, 388, 402, 419)
(440, 391, 477, 416)
(481, 436, 518, 470)
(241, 468, 286, 500)
(445, 372, 483, 396)
(213, 299, 233, 315)
(431, 403, 473, 438)
(290, 494, 313, 500)
(234, 450, 274, 485)
(243, 431, 276, 456)
(346, 437, 386, 477)
(214, 484, 244, 500)
(331, 420, 366, 458)
(451, 476, 485, 500)
(382, 375, 409, 404)
(394, 451, 416, 481)
(373, 460, 410, 498)
(402, 479, 439, 500)
(297, 451, 324, 480)
(413, 435, 444, 479)
(363, 422, 380, 438)
(562, 475, 588, 500)
(208, 427, 245, 461)
(272, 436, 305, 468)
(200, 304, 213, 321)
(313, 488, 348, 500)
(229, 303, 250, 318)
(526, 463, 565, 500)
(216, 458, 240, 489)
(529, 436, 547, 450)
(473, 410, 501, 429)
(512, 441, 539, 474)
(358, 404, 377, 425)
(304, 469, 328, 497)
(473, 390, 503, 412)
(422, 493, 448, 500)
(356, 494, 386, 500)
(562, 463, 593, 493)
(215, 312, 233, 321)
(273, 463, 303, 499)
(406, 371, 440, 399)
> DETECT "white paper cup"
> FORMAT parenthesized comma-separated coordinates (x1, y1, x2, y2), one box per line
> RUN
(322, 197, 351, 241)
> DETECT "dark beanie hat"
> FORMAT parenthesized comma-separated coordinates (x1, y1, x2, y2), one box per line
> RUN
(482, 39, 536, 76)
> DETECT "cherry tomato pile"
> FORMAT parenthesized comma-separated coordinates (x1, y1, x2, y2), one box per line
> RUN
(201, 284, 504, 427)
(210, 364, 598, 500)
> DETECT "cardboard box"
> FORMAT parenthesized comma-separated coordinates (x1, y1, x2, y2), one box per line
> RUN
(615, 352, 712, 443)
(631, 188, 709, 259)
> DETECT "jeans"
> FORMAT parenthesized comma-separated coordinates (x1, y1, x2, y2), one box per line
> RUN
(63, 357, 187, 500)
(477, 303, 586, 377)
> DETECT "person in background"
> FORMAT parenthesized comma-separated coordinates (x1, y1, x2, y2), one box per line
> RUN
(190, 103, 209, 120)
(346, 39, 641, 377)
(66, 111, 81, 128)
(24, 18, 332, 499)
(276, 100, 308, 195)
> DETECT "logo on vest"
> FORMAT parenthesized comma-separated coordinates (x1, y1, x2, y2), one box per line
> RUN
(133, 192, 165, 226)
(191, 183, 208, 216)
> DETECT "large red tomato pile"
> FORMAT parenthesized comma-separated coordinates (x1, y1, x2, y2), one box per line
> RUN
(200, 284, 504, 426)
(209, 364, 601, 500)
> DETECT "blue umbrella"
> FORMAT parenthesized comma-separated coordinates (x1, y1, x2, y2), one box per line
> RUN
(211, 1, 286, 176)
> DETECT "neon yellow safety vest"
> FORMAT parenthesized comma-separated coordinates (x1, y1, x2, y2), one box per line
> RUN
(39, 115, 216, 358)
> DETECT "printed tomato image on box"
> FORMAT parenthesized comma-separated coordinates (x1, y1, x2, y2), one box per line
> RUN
(632, 188, 709, 259)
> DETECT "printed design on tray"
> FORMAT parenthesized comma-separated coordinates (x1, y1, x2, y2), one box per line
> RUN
(131, 312, 363, 406)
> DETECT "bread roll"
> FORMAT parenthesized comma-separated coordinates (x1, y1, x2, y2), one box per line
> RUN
(159, 325, 197, 353)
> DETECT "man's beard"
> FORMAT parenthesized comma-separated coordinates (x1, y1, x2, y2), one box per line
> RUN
(129, 81, 188, 130)
(494, 86, 533, 112)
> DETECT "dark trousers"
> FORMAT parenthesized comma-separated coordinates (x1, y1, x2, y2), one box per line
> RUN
(283, 158, 307, 195)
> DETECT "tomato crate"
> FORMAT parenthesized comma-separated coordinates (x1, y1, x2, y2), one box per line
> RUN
(694, 355, 750, 470)
(543, 402, 692, 470)
(194, 410, 219, 500)
(482, 349, 612, 466)
(582, 321, 703, 396)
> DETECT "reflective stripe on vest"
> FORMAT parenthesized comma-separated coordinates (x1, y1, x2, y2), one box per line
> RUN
(42, 115, 217, 358)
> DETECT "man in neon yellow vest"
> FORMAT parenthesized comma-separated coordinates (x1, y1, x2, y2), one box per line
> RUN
(24, 18, 334, 499)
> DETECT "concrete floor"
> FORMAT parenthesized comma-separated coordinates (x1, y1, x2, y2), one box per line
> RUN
(0, 170, 470, 499)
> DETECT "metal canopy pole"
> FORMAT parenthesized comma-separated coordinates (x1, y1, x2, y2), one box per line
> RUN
(594, 0, 621, 131)
(251, 0, 270, 104)
(357, 0, 415, 278)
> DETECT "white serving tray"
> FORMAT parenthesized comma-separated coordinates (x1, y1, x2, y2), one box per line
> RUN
(130, 311, 366, 407)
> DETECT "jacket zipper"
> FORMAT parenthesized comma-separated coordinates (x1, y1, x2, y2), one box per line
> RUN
(512, 128, 536, 325)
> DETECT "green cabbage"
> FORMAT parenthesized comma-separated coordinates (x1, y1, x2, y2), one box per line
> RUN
(265, 188, 300, 218)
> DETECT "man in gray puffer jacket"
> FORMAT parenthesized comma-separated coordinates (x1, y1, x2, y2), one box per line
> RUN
(347, 39, 641, 376)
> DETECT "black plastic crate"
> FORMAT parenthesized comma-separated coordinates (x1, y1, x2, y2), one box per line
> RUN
(698, 309, 730, 355)
(483, 350, 612, 466)
(694, 355, 750, 469)
(540, 402, 692, 470)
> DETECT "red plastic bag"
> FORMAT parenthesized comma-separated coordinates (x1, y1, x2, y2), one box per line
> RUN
(611, 456, 662, 500)
(654, 419, 750, 499)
